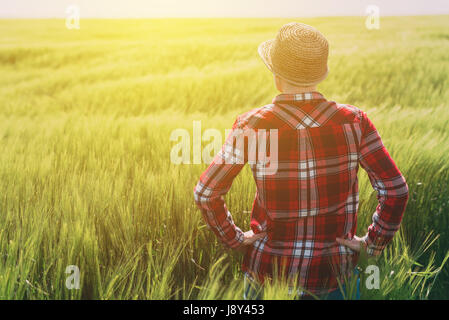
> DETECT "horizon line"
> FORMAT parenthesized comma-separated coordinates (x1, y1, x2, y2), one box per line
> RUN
(1, 13, 448, 19)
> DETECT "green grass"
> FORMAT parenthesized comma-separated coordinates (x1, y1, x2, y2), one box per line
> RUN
(0, 16, 448, 299)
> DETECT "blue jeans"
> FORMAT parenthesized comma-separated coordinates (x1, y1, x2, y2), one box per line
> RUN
(243, 271, 361, 300)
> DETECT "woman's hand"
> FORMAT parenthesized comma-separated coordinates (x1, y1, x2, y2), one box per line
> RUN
(336, 235, 366, 252)
(235, 230, 267, 252)
(242, 230, 266, 245)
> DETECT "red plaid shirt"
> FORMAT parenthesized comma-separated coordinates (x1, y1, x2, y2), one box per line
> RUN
(194, 92, 409, 296)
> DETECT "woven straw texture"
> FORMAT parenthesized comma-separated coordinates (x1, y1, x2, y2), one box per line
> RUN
(258, 22, 329, 87)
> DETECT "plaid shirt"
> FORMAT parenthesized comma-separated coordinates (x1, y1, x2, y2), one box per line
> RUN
(194, 92, 409, 296)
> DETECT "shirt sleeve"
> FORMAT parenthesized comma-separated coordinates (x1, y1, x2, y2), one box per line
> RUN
(193, 116, 249, 249)
(358, 111, 409, 256)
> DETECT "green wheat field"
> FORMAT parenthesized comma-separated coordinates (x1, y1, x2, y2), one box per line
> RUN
(1, 16, 449, 300)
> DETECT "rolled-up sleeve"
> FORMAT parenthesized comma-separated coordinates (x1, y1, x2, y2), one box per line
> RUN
(193, 116, 248, 249)
(358, 111, 409, 256)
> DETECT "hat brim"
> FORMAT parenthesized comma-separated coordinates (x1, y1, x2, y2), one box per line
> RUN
(258, 39, 329, 87)
(258, 39, 275, 75)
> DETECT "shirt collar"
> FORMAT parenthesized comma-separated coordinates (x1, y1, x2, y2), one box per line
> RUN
(270, 91, 339, 129)
(272, 91, 326, 104)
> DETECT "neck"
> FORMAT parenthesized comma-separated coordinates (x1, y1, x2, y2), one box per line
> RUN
(280, 85, 317, 94)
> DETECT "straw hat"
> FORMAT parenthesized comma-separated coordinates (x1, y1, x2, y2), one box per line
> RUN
(258, 22, 329, 87)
